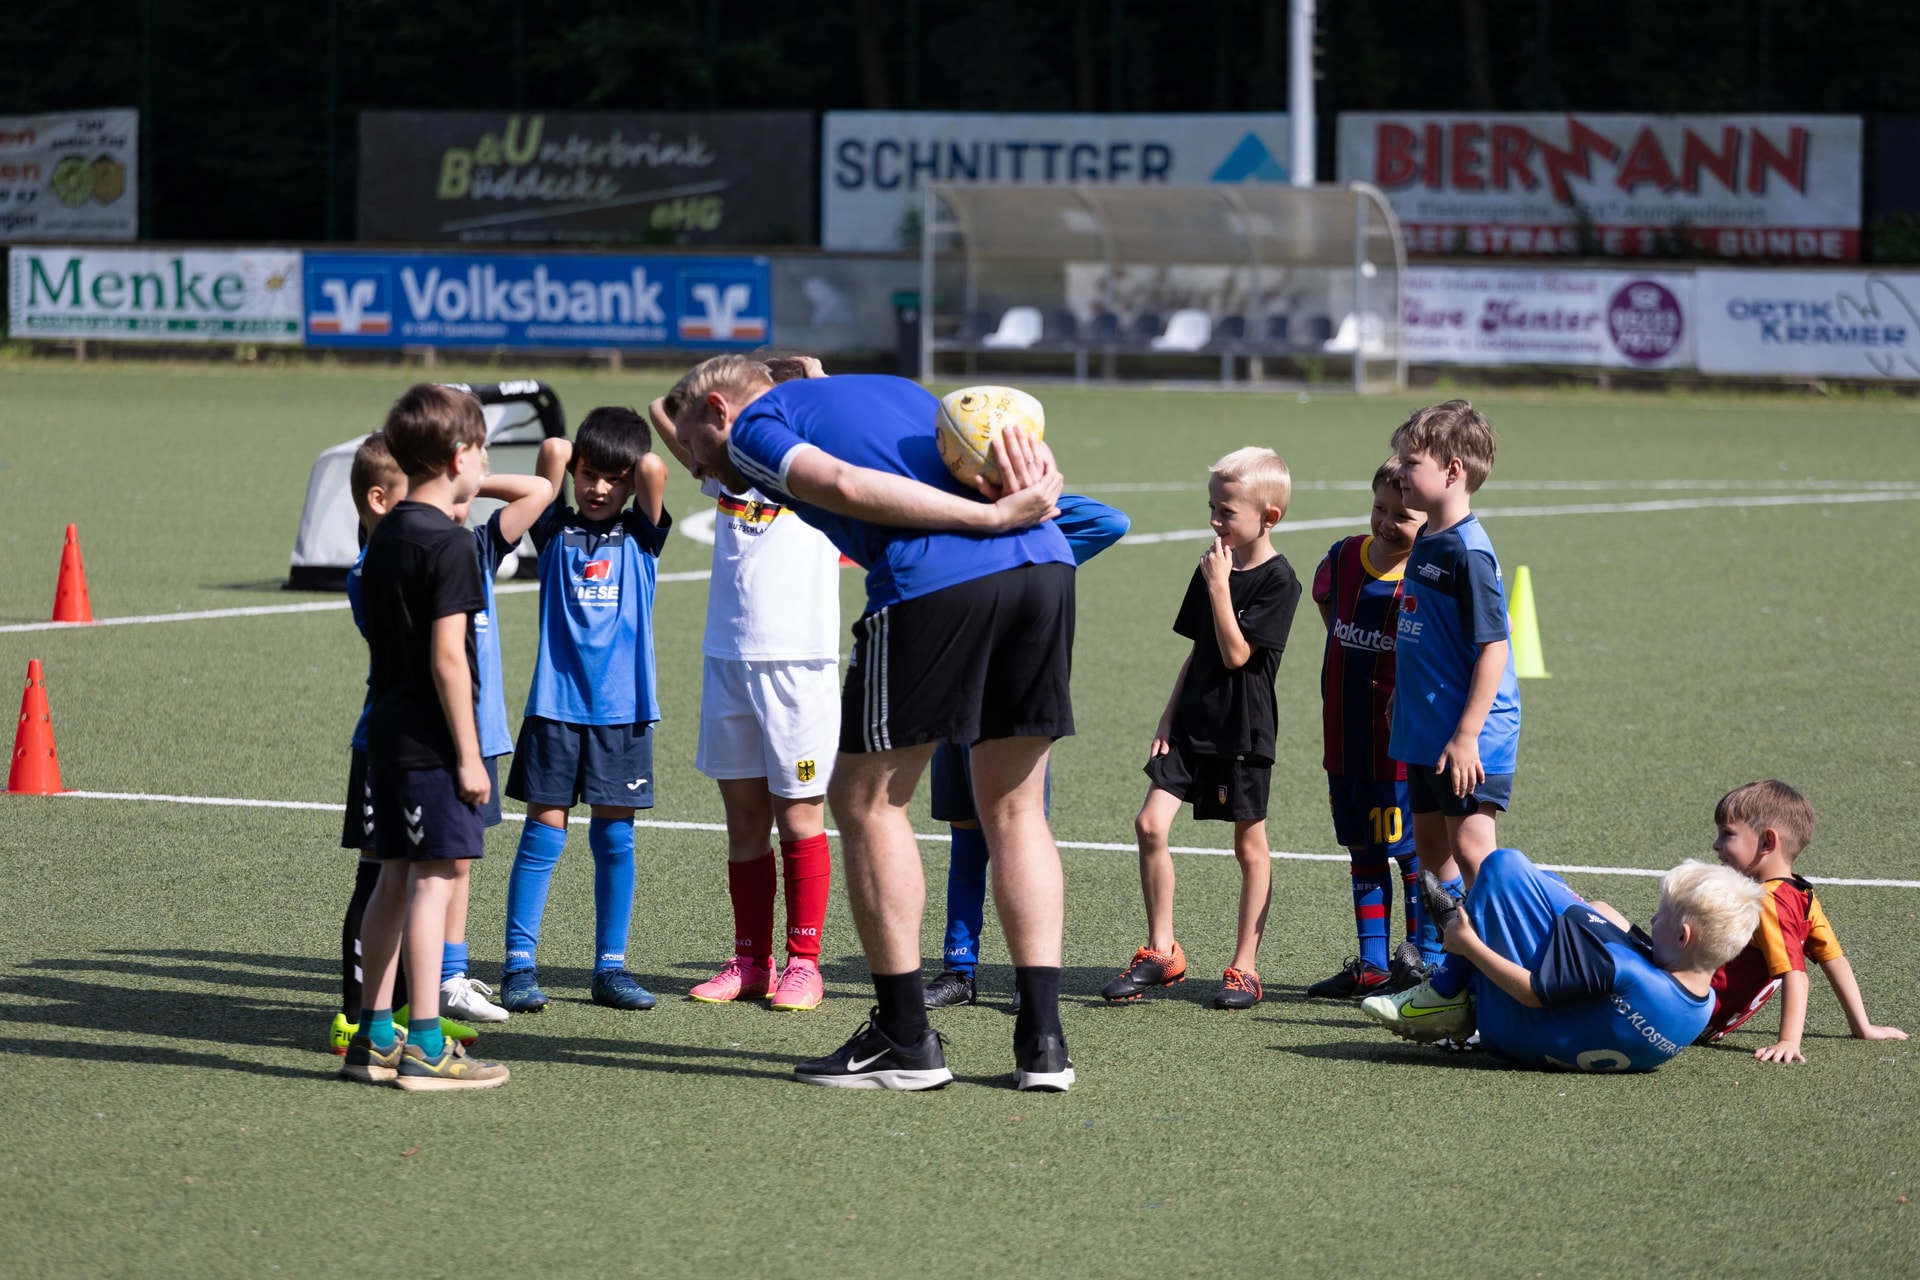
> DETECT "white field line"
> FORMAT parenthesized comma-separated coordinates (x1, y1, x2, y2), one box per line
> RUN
(1083, 478, 1920, 494)
(40, 789, 1920, 889)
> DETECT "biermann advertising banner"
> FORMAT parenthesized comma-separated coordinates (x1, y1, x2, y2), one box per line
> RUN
(0, 111, 139, 243)
(1337, 113, 1861, 260)
(358, 112, 815, 246)
(9, 246, 303, 342)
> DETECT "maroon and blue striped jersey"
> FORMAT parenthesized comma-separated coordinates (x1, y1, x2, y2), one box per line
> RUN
(1313, 535, 1406, 781)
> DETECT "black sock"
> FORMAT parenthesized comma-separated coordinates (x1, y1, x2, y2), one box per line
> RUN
(1013, 966, 1063, 1042)
(872, 969, 930, 1042)
(340, 859, 381, 1016)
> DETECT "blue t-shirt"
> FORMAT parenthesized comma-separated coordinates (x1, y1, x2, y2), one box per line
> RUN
(1053, 494, 1130, 563)
(347, 547, 372, 752)
(523, 498, 672, 727)
(726, 375, 1074, 609)
(471, 512, 516, 759)
(1388, 514, 1521, 773)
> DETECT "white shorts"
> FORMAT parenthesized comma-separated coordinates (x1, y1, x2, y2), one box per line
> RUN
(695, 656, 841, 797)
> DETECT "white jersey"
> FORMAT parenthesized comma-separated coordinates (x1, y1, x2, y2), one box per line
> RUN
(701, 477, 842, 661)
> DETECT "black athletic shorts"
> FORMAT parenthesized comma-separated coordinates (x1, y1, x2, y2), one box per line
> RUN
(840, 561, 1076, 754)
(1143, 739, 1270, 823)
(370, 764, 487, 862)
(342, 748, 377, 850)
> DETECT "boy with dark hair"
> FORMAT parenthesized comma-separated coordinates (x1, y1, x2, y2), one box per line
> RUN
(1305, 459, 1438, 1000)
(1103, 446, 1302, 1011)
(498, 406, 671, 1013)
(1362, 400, 1523, 1030)
(343, 384, 508, 1090)
(1702, 780, 1906, 1060)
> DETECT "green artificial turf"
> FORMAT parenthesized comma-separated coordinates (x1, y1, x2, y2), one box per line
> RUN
(1, 362, 1917, 1277)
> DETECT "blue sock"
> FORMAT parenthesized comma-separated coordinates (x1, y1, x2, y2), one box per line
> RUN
(1397, 853, 1445, 965)
(441, 940, 469, 985)
(1424, 877, 1471, 996)
(1348, 856, 1393, 971)
(941, 825, 990, 973)
(589, 816, 636, 973)
(409, 1016, 444, 1059)
(504, 820, 568, 974)
(360, 1007, 395, 1051)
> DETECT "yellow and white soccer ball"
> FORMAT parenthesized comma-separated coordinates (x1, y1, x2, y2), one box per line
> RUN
(935, 385, 1046, 489)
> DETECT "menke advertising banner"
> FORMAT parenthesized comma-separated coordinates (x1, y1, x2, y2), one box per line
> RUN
(303, 251, 770, 350)
(1403, 266, 1692, 368)
(358, 112, 814, 247)
(823, 112, 1293, 250)
(9, 246, 302, 342)
(1695, 269, 1920, 378)
(1337, 114, 1861, 260)
(0, 111, 138, 243)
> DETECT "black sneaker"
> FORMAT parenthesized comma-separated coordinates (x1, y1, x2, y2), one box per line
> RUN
(1100, 942, 1187, 1001)
(923, 968, 977, 1008)
(794, 1009, 953, 1091)
(1418, 870, 1463, 935)
(1388, 938, 1432, 993)
(1305, 956, 1391, 1000)
(1013, 1032, 1075, 1092)
(1212, 967, 1263, 1010)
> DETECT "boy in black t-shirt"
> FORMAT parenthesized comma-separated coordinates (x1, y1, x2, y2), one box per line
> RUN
(340, 384, 508, 1091)
(1104, 447, 1302, 1010)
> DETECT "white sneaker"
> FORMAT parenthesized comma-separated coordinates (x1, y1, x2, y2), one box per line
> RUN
(440, 974, 510, 1023)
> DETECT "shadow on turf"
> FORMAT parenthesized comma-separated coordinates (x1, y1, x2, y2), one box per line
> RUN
(1268, 1041, 1503, 1069)
(2, 1038, 318, 1079)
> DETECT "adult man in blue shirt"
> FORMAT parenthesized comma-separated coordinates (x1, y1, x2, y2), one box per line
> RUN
(674, 355, 1075, 1092)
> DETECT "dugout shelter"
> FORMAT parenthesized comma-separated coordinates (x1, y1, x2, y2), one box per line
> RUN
(284, 380, 566, 591)
(920, 183, 1405, 391)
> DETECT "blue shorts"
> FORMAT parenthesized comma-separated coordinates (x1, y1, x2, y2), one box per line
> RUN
(929, 741, 1052, 825)
(1405, 762, 1512, 817)
(1326, 774, 1413, 856)
(370, 764, 486, 862)
(350, 752, 499, 848)
(505, 715, 656, 810)
(1462, 848, 1584, 1060)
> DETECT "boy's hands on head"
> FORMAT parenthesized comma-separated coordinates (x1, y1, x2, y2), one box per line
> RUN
(633, 450, 669, 524)
(975, 428, 1058, 501)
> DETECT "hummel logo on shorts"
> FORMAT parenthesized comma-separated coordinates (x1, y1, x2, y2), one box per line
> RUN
(405, 805, 425, 845)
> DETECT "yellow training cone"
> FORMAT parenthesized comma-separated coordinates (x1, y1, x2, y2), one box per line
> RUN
(1509, 565, 1550, 679)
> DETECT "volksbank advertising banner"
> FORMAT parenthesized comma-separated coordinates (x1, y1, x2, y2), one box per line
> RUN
(1695, 269, 1920, 378)
(0, 111, 139, 243)
(8, 246, 303, 342)
(823, 112, 1293, 250)
(1337, 113, 1862, 260)
(302, 251, 770, 350)
(358, 112, 815, 246)
(1404, 266, 1693, 368)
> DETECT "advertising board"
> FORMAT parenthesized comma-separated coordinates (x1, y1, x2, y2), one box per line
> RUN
(1695, 269, 1920, 378)
(8, 246, 302, 342)
(1337, 113, 1861, 260)
(303, 251, 770, 350)
(1403, 266, 1692, 368)
(358, 112, 814, 246)
(0, 111, 139, 242)
(823, 112, 1292, 250)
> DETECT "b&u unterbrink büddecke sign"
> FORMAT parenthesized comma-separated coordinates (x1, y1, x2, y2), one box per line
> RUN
(1337, 114, 1861, 260)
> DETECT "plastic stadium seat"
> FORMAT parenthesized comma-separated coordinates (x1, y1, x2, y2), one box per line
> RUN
(1044, 310, 1080, 344)
(954, 309, 995, 342)
(1150, 308, 1213, 351)
(981, 305, 1044, 349)
(1262, 314, 1290, 346)
(1214, 315, 1247, 347)
(1127, 312, 1162, 344)
(1300, 315, 1334, 346)
(1322, 312, 1390, 356)
(1087, 312, 1120, 343)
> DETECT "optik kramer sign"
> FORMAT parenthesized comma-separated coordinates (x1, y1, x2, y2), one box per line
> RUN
(1337, 113, 1862, 260)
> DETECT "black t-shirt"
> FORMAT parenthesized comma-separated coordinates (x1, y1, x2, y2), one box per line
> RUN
(1170, 554, 1301, 764)
(362, 501, 487, 771)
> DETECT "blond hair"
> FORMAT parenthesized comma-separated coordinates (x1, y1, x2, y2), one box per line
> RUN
(1209, 446, 1291, 518)
(1390, 400, 1497, 492)
(1715, 780, 1816, 860)
(673, 354, 773, 426)
(1660, 859, 1766, 971)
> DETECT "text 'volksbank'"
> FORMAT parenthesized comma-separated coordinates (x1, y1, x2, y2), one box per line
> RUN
(399, 264, 664, 324)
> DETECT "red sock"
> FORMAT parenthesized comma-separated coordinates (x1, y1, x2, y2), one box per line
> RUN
(781, 833, 831, 961)
(727, 852, 776, 967)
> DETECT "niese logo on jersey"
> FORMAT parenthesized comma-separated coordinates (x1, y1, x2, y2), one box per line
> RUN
(1396, 590, 1424, 638)
(1333, 618, 1395, 653)
(572, 557, 619, 605)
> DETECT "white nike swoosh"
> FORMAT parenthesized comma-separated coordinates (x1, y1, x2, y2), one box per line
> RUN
(846, 1050, 887, 1072)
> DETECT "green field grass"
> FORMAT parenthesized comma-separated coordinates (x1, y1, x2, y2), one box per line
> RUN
(2, 362, 1917, 1278)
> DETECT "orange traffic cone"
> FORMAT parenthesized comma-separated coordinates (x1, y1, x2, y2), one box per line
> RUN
(52, 524, 93, 623)
(6, 660, 64, 794)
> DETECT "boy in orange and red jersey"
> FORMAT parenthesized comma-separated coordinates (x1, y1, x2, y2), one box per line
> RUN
(1700, 779, 1907, 1061)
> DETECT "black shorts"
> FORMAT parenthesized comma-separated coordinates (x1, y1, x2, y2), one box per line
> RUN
(370, 765, 487, 862)
(342, 748, 376, 850)
(840, 561, 1075, 754)
(1404, 762, 1513, 817)
(1144, 740, 1270, 823)
(506, 715, 656, 809)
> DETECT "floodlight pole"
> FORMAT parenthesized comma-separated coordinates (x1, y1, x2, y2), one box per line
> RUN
(1288, 0, 1315, 187)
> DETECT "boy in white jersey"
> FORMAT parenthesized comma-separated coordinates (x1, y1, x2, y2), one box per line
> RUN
(650, 355, 842, 1011)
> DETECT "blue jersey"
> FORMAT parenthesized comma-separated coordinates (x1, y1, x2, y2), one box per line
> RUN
(347, 547, 372, 752)
(1389, 514, 1521, 773)
(471, 512, 516, 758)
(1053, 494, 1130, 563)
(523, 498, 671, 727)
(726, 375, 1073, 608)
(1314, 535, 1405, 782)
(1468, 848, 1711, 1072)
